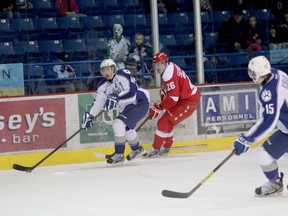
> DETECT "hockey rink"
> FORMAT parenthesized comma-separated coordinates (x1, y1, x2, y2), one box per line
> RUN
(1, 149, 288, 216)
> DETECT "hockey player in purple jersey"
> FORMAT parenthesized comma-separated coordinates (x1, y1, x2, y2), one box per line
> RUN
(81, 59, 150, 164)
(233, 56, 288, 196)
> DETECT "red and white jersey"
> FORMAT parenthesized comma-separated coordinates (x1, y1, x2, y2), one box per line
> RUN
(160, 62, 200, 110)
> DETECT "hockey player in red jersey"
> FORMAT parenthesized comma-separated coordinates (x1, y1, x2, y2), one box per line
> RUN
(143, 52, 201, 157)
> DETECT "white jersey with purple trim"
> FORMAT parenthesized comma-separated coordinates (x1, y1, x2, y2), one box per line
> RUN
(89, 68, 149, 117)
(244, 68, 288, 142)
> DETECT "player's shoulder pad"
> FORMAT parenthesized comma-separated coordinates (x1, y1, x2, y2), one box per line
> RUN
(95, 78, 107, 91)
(162, 63, 174, 82)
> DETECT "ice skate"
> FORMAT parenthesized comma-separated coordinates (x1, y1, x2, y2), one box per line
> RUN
(142, 147, 160, 158)
(126, 146, 144, 161)
(106, 154, 124, 165)
(158, 146, 170, 156)
(255, 172, 284, 196)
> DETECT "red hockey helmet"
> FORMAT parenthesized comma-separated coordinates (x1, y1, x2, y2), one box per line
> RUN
(152, 52, 169, 63)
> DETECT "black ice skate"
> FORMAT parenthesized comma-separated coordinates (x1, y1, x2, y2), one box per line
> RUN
(126, 146, 144, 161)
(106, 154, 124, 164)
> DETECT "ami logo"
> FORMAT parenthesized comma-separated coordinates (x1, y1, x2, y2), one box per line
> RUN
(200, 90, 258, 125)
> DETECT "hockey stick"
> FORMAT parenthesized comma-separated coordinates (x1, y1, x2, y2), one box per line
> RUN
(13, 111, 104, 173)
(94, 115, 150, 159)
(161, 150, 236, 198)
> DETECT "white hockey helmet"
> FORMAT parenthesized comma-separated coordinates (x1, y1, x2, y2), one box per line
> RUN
(248, 56, 271, 84)
(100, 59, 116, 70)
(113, 23, 123, 37)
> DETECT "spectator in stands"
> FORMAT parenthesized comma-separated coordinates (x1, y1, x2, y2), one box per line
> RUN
(0, 0, 20, 19)
(126, 32, 148, 85)
(246, 15, 265, 51)
(268, 24, 283, 49)
(107, 23, 131, 70)
(218, 7, 249, 52)
(278, 10, 288, 42)
(157, 0, 168, 14)
(53, 53, 78, 92)
(55, 0, 86, 17)
(143, 36, 169, 86)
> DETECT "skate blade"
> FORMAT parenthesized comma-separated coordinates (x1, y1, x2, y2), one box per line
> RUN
(105, 161, 125, 167)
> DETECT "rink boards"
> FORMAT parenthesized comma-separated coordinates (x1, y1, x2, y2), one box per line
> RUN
(0, 83, 265, 170)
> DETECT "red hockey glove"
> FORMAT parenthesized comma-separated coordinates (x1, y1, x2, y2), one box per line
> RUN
(149, 103, 163, 120)
(159, 88, 167, 101)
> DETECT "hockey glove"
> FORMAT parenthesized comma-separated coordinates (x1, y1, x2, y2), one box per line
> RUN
(233, 134, 254, 155)
(82, 112, 93, 130)
(159, 88, 167, 101)
(105, 93, 120, 112)
(149, 103, 163, 120)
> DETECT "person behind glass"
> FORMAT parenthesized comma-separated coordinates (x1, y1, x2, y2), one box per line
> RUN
(143, 52, 201, 158)
(268, 24, 284, 49)
(81, 59, 150, 165)
(55, 0, 86, 17)
(218, 7, 248, 52)
(0, 0, 20, 19)
(233, 56, 288, 196)
(246, 15, 264, 51)
(157, 0, 167, 14)
(107, 23, 131, 70)
(53, 53, 77, 92)
(278, 10, 288, 42)
(126, 32, 147, 85)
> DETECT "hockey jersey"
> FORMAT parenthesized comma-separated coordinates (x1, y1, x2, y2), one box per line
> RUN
(89, 68, 149, 117)
(160, 62, 200, 110)
(245, 68, 288, 142)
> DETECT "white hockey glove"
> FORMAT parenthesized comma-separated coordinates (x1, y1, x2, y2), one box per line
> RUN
(233, 134, 254, 155)
(82, 112, 93, 130)
(105, 93, 120, 112)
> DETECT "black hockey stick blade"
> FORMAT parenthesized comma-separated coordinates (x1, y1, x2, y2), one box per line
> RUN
(162, 150, 235, 198)
(12, 164, 33, 173)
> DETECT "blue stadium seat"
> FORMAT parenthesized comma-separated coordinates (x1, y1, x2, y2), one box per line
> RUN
(159, 24, 177, 35)
(104, 14, 125, 28)
(250, 9, 272, 20)
(57, 17, 82, 30)
(86, 38, 108, 53)
(20, 30, 43, 41)
(0, 18, 12, 32)
(173, 58, 188, 70)
(160, 34, 177, 47)
(25, 52, 49, 63)
(85, 37, 108, 59)
(118, 0, 140, 6)
(80, 16, 105, 29)
(175, 33, 194, 46)
(0, 41, 15, 55)
(63, 39, 87, 52)
(83, 6, 106, 16)
(66, 28, 88, 39)
(0, 31, 19, 42)
(125, 5, 146, 14)
(11, 18, 34, 31)
(242, 10, 250, 20)
(38, 8, 60, 17)
(42, 28, 67, 40)
(75, 0, 97, 9)
(102, 0, 119, 8)
(24, 65, 45, 78)
(125, 14, 148, 27)
(29, 0, 52, 10)
(177, 23, 194, 33)
(201, 11, 210, 24)
(203, 32, 218, 50)
(168, 12, 190, 24)
(39, 40, 64, 53)
(212, 10, 230, 24)
(17, 8, 37, 18)
(34, 17, 58, 30)
(0, 53, 25, 64)
(146, 13, 169, 25)
(14, 40, 39, 54)
(106, 6, 126, 15)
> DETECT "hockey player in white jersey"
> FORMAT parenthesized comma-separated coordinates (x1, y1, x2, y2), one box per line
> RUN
(233, 56, 288, 196)
(81, 59, 150, 164)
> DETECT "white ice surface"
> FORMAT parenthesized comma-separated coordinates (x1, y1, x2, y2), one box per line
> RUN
(1, 150, 288, 216)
